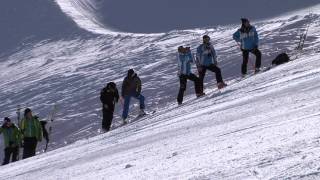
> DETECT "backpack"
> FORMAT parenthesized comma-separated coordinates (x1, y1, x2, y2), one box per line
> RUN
(272, 53, 290, 65)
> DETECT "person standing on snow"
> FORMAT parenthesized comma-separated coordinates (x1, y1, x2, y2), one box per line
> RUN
(196, 35, 227, 91)
(177, 46, 204, 105)
(121, 69, 146, 123)
(100, 82, 119, 132)
(19, 108, 42, 159)
(233, 18, 262, 76)
(0, 117, 22, 165)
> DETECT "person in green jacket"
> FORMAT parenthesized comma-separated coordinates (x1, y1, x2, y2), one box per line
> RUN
(20, 108, 42, 159)
(0, 117, 22, 165)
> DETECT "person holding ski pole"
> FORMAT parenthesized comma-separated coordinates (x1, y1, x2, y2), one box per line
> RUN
(20, 108, 42, 159)
(196, 35, 227, 91)
(233, 18, 262, 76)
(177, 46, 204, 105)
(0, 117, 22, 165)
(121, 69, 146, 124)
(100, 82, 119, 132)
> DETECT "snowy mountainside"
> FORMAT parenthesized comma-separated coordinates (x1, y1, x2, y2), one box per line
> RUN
(0, 4, 320, 161)
(1, 38, 320, 179)
(0, 2, 319, 179)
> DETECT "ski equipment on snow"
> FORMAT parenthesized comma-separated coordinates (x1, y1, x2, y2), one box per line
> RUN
(44, 104, 58, 152)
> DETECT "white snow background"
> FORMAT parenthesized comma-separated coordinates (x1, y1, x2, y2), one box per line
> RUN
(0, 1, 320, 179)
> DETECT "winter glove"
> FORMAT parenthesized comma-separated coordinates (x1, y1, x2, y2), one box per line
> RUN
(103, 104, 109, 110)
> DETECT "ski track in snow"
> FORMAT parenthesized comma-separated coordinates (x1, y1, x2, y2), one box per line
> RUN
(0, 3, 320, 180)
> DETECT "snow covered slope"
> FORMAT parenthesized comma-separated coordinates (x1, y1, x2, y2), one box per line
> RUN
(0, 1, 320, 179)
(1, 40, 320, 179)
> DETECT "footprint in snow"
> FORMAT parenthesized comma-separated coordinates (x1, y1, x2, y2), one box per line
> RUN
(125, 164, 134, 169)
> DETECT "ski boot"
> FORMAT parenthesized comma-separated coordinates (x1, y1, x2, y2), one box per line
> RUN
(196, 92, 206, 98)
(139, 109, 146, 116)
(254, 68, 260, 74)
(217, 82, 227, 89)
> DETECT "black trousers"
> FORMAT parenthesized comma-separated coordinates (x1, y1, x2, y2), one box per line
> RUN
(2, 146, 19, 165)
(242, 48, 262, 75)
(102, 108, 114, 132)
(199, 64, 223, 92)
(23, 137, 38, 159)
(177, 74, 202, 104)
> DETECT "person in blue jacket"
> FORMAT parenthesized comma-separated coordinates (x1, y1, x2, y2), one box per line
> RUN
(177, 46, 204, 105)
(233, 18, 262, 76)
(196, 35, 227, 92)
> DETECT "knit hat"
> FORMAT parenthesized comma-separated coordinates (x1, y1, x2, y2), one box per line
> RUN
(127, 69, 135, 77)
(203, 35, 210, 40)
(3, 117, 11, 122)
(24, 108, 32, 116)
(178, 46, 184, 52)
(241, 18, 249, 24)
(107, 82, 116, 89)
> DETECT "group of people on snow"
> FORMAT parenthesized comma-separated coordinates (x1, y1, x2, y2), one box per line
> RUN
(178, 18, 261, 103)
(100, 69, 146, 132)
(0, 18, 261, 165)
(0, 109, 43, 165)
(99, 18, 261, 130)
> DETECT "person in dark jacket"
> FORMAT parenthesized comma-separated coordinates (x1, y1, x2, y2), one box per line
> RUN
(0, 117, 22, 165)
(100, 82, 119, 132)
(233, 18, 262, 76)
(121, 69, 146, 123)
(19, 108, 42, 159)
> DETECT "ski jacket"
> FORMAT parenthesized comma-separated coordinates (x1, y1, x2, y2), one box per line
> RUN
(178, 51, 194, 75)
(100, 86, 119, 112)
(0, 124, 22, 148)
(233, 25, 259, 50)
(20, 116, 43, 141)
(121, 74, 142, 97)
(196, 43, 217, 67)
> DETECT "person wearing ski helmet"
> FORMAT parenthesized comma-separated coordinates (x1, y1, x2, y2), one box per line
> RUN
(196, 35, 227, 91)
(177, 46, 204, 105)
(100, 82, 119, 132)
(121, 69, 146, 123)
(233, 18, 261, 76)
(20, 108, 42, 159)
(0, 117, 22, 165)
